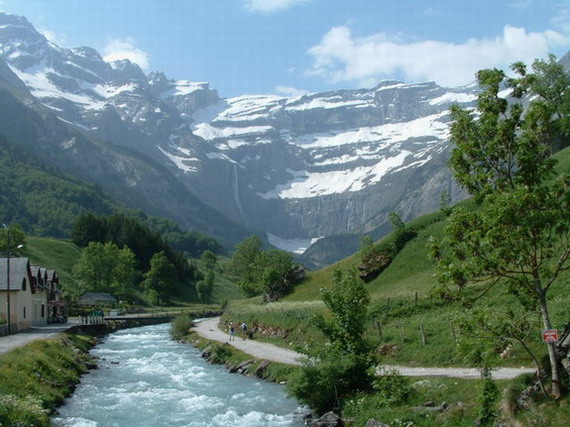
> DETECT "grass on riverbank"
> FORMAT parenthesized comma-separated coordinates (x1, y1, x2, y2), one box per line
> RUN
(0, 333, 96, 426)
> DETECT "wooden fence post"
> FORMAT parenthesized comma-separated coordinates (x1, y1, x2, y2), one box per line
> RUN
(420, 324, 427, 346)
(375, 321, 382, 340)
(399, 324, 405, 343)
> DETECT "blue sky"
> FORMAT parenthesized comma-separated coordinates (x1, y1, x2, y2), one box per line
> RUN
(1, 0, 570, 97)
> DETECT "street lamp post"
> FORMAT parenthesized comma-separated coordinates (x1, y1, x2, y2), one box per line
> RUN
(2, 224, 10, 334)
(2, 224, 22, 334)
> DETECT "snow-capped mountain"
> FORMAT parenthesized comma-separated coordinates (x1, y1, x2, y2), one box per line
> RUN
(0, 13, 476, 265)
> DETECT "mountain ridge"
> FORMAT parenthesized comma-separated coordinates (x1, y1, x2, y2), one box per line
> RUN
(0, 12, 477, 265)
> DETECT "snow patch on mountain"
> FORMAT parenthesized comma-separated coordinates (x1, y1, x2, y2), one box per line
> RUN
(285, 96, 372, 111)
(9, 65, 107, 110)
(259, 149, 412, 199)
(157, 146, 199, 173)
(267, 233, 323, 254)
(92, 82, 137, 98)
(428, 92, 477, 105)
(193, 123, 273, 141)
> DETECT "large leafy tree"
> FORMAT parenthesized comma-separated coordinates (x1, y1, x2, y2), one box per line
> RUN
(142, 251, 177, 305)
(226, 235, 262, 283)
(228, 235, 297, 299)
(72, 241, 138, 302)
(432, 56, 570, 399)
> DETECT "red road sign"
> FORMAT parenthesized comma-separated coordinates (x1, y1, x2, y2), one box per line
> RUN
(542, 329, 558, 343)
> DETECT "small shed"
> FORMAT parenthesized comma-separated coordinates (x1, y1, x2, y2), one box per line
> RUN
(77, 292, 117, 307)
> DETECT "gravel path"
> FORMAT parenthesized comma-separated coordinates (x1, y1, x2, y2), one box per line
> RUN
(193, 317, 535, 379)
(193, 317, 306, 365)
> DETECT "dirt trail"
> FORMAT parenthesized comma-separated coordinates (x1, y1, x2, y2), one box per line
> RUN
(193, 317, 305, 365)
(193, 317, 535, 379)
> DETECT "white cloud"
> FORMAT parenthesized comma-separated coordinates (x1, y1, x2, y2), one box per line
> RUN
(103, 38, 150, 70)
(275, 85, 309, 97)
(244, 0, 310, 13)
(307, 25, 570, 88)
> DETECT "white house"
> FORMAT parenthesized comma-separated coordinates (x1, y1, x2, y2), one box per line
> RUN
(0, 257, 33, 333)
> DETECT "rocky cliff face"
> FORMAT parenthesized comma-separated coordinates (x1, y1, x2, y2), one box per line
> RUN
(0, 13, 475, 264)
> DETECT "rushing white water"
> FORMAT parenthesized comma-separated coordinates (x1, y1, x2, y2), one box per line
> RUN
(52, 323, 305, 427)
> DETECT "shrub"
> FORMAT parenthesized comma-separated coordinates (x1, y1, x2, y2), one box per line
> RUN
(373, 369, 414, 406)
(170, 314, 194, 340)
(287, 350, 375, 414)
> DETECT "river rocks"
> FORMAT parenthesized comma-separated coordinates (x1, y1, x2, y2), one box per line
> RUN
(229, 359, 254, 374)
(255, 360, 271, 377)
(310, 411, 343, 426)
(200, 346, 211, 359)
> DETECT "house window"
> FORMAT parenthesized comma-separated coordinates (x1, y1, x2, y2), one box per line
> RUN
(22, 279, 27, 291)
(41, 304, 45, 318)
(23, 306, 26, 319)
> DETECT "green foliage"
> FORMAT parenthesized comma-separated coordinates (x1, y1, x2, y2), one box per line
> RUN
(72, 241, 138, 302)
(196, 270, 215, 303)
(389, 211, 407, 254)
(358, 235, 375, 260)
(227, 235, 262, 281)
(0, 135, 116, 238)
(313, 269, 372, 354)
(251, 249, 296, 301)
(71, 212, 200, 300)
(148, 216, 224, 258)
(170, 314, 195, 340)
(0, 223, 26, 256)
(228, 236, 299, 300)
(437, 56, 570, 398)
(287, 349, 375, 415)
(477, 367, 500, 425)
(208, 343, 234, 364)
(287, 269, 376, 414)
(439, 191, 453, 216)
(372, 369, 414, 406)
(142, 251, 177, 304)
(200, 250, 218, 271)
(0, 394, 50, 426)
(0, 334, 96, 425)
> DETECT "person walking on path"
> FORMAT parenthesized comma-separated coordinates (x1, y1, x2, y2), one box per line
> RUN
(240, 322, 247, 340)
(229, 323, 235, 341)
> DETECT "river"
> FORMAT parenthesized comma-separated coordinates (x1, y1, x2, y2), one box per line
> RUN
(52, 323, 306, 427)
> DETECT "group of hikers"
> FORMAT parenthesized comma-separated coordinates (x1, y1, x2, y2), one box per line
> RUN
(228, 321, 249, 341)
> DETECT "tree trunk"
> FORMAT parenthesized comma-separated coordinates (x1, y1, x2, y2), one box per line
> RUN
(536, 281, 562, 399)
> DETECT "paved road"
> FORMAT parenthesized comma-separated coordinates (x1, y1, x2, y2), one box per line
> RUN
(193, 317, 536, 379)
(0, 319, 80, 355)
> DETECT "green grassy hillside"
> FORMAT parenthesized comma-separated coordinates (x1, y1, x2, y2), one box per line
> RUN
(222, 146, 570, 370)
(23, 236, 81, 285)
